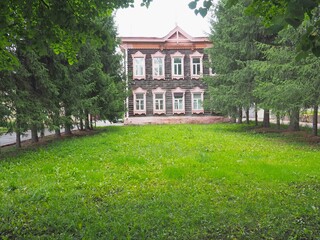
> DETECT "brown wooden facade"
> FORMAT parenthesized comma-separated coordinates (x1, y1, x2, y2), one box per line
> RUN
(121, 26, 214, 122)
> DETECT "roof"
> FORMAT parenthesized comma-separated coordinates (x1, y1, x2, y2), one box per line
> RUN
(120, 26, 211, 50)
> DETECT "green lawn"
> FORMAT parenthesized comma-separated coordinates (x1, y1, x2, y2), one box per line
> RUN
(1, 124, 320, 239)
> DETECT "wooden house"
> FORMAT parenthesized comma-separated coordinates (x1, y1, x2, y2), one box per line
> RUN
(121, 26, 224, 124)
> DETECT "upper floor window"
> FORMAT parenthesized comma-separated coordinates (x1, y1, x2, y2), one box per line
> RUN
(190, 51, 203, 79)
(171, 52, 185, 79)
(132, 51, 146, 80)
(191, 87, 204, 114)
(172, 87, 185, 114)
(152, 51, 165, 80)
(152, 87, 166, 114)
(133, 87, 147, 115)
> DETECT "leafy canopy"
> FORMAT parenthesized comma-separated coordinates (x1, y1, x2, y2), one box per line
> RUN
(0, 0, 152, 71)
(188, 0, 320, 56)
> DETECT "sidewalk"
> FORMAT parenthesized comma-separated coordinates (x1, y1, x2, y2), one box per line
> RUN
(0, 121, 122, 147)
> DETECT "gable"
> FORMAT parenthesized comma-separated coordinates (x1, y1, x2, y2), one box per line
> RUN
(120, 25, 211, 50)
(163, 26, 193, 43)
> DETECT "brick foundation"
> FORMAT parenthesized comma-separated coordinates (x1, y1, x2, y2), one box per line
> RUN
(124, 116, 230, 125)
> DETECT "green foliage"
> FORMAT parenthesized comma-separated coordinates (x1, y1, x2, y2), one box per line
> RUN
(188, 0, 320, 57)
(0, 13, 125, 142)
(205, 0, 266, 118)
(252, 25, 320, 127)
(1, 124, 320, 238)
(0, 0, 152, 71)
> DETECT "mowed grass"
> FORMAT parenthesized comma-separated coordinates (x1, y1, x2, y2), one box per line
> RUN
(1, 124, 320, 239)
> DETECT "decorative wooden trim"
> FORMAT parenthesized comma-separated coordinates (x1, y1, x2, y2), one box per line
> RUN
(171, 52, 185, 80)
(132, 51, 146, 80)
(152, 87, 166, 115)
(133, 87, 147, 115)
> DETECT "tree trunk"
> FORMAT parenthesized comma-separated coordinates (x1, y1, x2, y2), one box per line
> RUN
(237, 107, 243, 124)
(64, 107, 72, 135)
(263, 109, 270, 128)
(246, 108, 250, 124)
(289, 108, 300, 131)
(31, 124, 39, 143)
(15, 110, 22, 148)
(90, 114, 93, 129)
(16, 114, 21, 148)
(53, 110, 61, 138)
(312, 105, 318, 136)
(85, 110, 90, 130)
(16, 131, 21, 148)
(40, 129, 45, 138)
(79, 118, 84, 131)
(55, 129, 61, 138)
(276, 112, 281, 129)
(40, 123, 45, 138)
(255, 104, 258, 126)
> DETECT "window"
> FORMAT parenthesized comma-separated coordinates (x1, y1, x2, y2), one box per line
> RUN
(191, 87, 204, 114)
(132, 51, 146, 80)
(190, 51, 203, 79)
(152, 51, 165, 79)
(171, 52, 185, 79)
(193, 93, 202, 110)
(174, 93, 184, 110)
(133, 87, 147, 115)
(172, 87, 185, 114)
(135, 94, 144, 110)
(192, 58, 201, 76)
(152, 87, 166, 114)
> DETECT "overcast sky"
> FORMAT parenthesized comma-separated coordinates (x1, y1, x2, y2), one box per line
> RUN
(115, 0, 212, 38)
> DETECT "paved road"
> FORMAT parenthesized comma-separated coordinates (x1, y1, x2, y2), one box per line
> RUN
(0, 121, 122, 147)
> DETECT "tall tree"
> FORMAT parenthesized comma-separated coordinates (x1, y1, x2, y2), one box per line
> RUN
(205, 0, 267, 123)
(0, 0, 152, 71)
(189, 0, 320, 56)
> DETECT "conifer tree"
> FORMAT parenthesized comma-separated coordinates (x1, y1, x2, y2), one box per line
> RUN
(205, 0, 267, 123)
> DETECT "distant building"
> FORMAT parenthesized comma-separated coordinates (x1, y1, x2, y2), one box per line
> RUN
(120, 26, 225, 124)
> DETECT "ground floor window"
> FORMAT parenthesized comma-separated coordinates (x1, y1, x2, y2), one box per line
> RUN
(136, 94, 144, 110)
(191, 87, 204, 114)
(174, 94, 184, 110)
(152, 88, 166, 114)
(193, 93, 202, 110)
(172, 88, 185, 114)
(133, 87, 147, 115)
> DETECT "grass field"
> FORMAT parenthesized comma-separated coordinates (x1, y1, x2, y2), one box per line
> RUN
(1, 124, 320, 239)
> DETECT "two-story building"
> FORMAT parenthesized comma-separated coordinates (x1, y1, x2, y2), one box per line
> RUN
(121, 26, 225, 124)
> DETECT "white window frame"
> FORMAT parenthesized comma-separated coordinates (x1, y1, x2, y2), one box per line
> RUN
(152, 87, 166, 115)
(152, 51, 165, 80)
(190, 51, 203, 79)
(172, 87, 186, 114)
(171, 51, 185, 79)
(132, 51, 146, 80)
(133, 87, 147, 115)
(191, 87, 204, 114)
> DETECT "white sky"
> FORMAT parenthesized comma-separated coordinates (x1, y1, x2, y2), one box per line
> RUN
(115, 0, 212, 38)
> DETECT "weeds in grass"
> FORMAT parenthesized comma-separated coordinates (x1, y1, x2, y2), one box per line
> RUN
(0, 124, 320, 239)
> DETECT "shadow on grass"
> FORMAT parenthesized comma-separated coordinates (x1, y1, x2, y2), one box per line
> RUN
(0, 126, 123, 160)
(221, 122, 320, 147)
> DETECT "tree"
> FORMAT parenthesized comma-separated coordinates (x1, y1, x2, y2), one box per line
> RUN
(252, 25, 320, 133)
(0, 0, 153, 71)
(188, 0, 320, 56)
(205, 0, 267, 123)
(1, 13, 125, 147)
